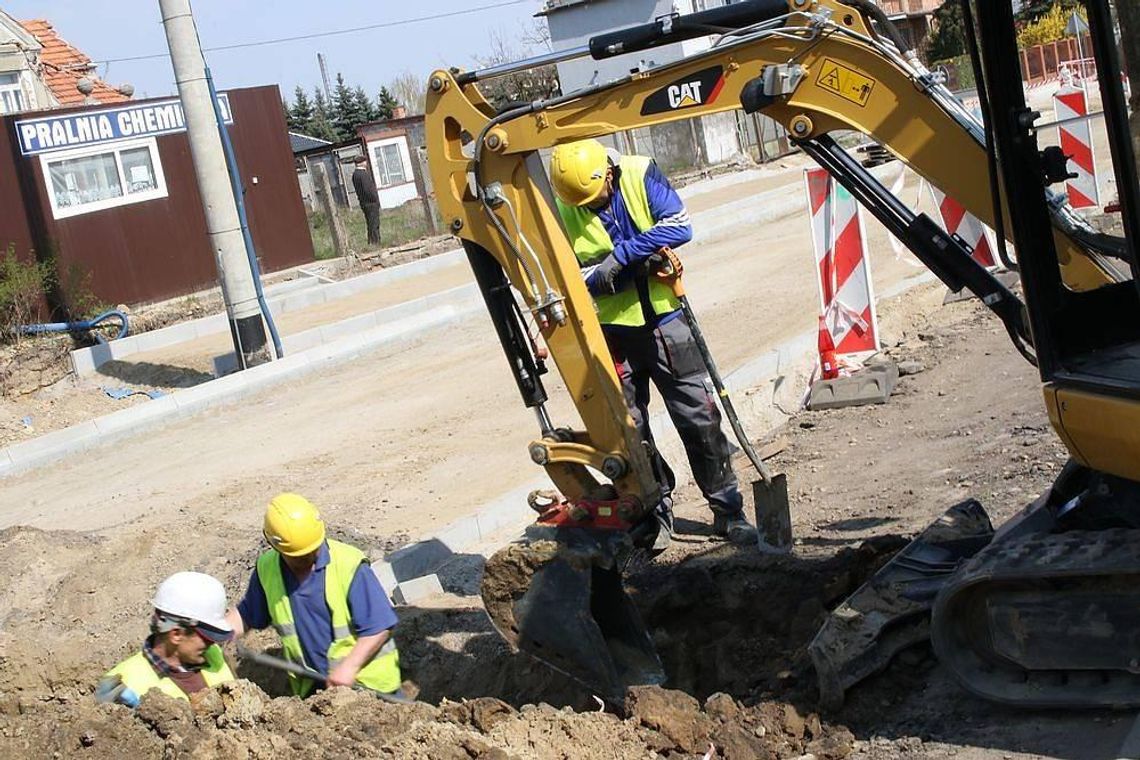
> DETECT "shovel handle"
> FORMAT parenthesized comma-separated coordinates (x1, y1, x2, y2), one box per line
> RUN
(649, 248, 775, 486)
(236, 644, 411, 704)
(675, 297, 775, 486)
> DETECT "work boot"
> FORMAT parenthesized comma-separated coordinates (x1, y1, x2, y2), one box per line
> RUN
(713, 512, 759, 545)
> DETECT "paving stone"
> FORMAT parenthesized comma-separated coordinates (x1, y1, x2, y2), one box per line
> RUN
(392, 574, 445, 605)
(807, 362, 898, 411)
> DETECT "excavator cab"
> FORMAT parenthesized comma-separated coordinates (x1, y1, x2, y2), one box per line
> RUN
(426, 0, 1140, 705)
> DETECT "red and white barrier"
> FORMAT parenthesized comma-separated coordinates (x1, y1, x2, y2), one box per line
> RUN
(804, 167, 880, 369)
(927, 186, 998, 268)
(1054, 84, 1100, 208)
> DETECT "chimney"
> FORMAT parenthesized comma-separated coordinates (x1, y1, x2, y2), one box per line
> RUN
(392, 105, 407, 120)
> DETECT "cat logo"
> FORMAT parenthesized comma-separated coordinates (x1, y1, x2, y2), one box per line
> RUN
(668, 81, 704, 109)
(641, 66, 725, 116)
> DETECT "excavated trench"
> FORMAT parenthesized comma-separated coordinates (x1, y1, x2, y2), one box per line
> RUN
(399, 534, 907, 710)
(0, 529, 906, 759)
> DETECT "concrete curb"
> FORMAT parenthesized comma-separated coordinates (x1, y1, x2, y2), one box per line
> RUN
(210, 283, 479, 375)
(70, 166, 829, 377)
(1, 291, 484, 479)
(70, 249, 468, 376)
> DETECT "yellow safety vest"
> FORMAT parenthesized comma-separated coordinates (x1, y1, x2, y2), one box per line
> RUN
(256, 539, 401, 697)
(104, 644, 233, 702)
(555, 154, 681, 327)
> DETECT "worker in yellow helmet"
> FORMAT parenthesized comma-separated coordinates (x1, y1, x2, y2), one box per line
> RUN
(96, 572, 235, 707)
(224, 493, 403, 698)
(550, 139, 757, 550)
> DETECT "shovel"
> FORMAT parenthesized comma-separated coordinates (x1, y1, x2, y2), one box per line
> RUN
(236, 644, 413, 704)
(649, 247, 792, 551)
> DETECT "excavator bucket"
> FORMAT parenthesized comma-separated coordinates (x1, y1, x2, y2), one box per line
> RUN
(480, 525, 665, 701)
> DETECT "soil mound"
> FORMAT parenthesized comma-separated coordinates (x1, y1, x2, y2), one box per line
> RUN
(0, 680, 856, 759)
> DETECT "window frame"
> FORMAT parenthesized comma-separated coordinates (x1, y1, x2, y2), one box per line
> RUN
(369, 138, 413, 190)
(39, 137, 168, 220)
(0, 71, 26, 115)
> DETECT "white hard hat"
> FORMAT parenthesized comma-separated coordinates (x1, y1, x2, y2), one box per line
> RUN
(152, 571, 233, 641)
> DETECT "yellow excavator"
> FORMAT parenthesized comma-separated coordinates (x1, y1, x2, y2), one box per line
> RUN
(425, 0, 1140, 709)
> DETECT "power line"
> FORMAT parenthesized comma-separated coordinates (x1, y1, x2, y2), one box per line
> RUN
(95, 0, 532, 65)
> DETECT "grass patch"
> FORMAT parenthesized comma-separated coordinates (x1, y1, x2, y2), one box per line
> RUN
(308, 203, 439, 261)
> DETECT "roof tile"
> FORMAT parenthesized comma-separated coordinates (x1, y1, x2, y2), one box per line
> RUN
(18, 19, 129, 106)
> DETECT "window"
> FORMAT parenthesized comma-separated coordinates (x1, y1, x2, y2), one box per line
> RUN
(0, 72, 25, 115)
(372, 142, 410, 187)
(40, 138, 167, 219)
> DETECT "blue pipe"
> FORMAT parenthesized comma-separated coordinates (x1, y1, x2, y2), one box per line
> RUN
(20, 309, 129, 344)
(204, 66, 285, 360)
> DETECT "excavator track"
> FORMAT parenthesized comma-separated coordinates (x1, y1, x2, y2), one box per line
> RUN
(931, 528, 1140, 708)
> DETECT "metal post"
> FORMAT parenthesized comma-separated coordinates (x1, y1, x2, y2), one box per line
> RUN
(159, 0, 268, 368)
(312, 162, 349, 260)
(410, 145, 439, 235)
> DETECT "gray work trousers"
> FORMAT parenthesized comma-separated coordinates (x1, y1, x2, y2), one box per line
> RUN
(605, 313, 744, 519)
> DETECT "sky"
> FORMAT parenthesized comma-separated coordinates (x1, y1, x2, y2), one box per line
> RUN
(5, 0, 545, 103)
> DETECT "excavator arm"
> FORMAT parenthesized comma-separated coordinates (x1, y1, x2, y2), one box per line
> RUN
(425, 0, 1138, 703)
(427, 0, 1122, 514)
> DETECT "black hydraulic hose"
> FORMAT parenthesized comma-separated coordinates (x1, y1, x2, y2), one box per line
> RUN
(839, 0, 910, 53)
(589, 0, 787, 60)
(959, 0, 1018, 272)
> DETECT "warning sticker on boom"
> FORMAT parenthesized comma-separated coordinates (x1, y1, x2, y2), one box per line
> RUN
(815, 58, 876, 107)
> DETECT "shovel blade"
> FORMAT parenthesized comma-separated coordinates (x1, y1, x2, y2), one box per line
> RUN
(753, 472, 792, 552)
(480, 526, 664, 701)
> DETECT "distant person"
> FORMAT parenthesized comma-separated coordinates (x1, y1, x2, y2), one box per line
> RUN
(224, 493, 403, 699)
(96, 572, 235, 707)
(351, 154, 382, 246)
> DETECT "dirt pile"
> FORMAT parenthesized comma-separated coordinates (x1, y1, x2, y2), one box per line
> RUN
(0, 680, 856, 760)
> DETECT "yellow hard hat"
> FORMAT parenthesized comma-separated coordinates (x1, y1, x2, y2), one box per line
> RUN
(263, 493, 326, 557)
(550, 139, 610, 207)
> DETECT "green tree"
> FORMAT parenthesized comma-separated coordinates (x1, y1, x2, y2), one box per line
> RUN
(1016, 0, 1079, 24)
(1017, 2, 1082, 48)
(925, 0, 965, 62)
(376, 86, 399, 120)
(353, 86, 378, 123)
(309, 88, 338, 142)
(289, 86, 314, 132)
(331, 73, 361, 141)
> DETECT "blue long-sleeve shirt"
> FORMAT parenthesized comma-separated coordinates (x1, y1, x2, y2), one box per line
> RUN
(587, 159, 693, 330)
(597, 161, 693, 265)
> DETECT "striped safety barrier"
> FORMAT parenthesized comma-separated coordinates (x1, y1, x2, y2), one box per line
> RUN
(1054, 84, 1100, 208)
(804, 167, 880, 364)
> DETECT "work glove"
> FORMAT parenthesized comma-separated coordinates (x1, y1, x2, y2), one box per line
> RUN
(583, 253, 624, 297)
(95, 675, 140, 707)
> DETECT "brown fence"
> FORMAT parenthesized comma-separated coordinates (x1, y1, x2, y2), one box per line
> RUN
(1020, 34, 1094, 85)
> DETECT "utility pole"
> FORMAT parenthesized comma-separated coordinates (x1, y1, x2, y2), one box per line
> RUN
(160, 0, 269, 369)
(318, 53, 332, 100)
